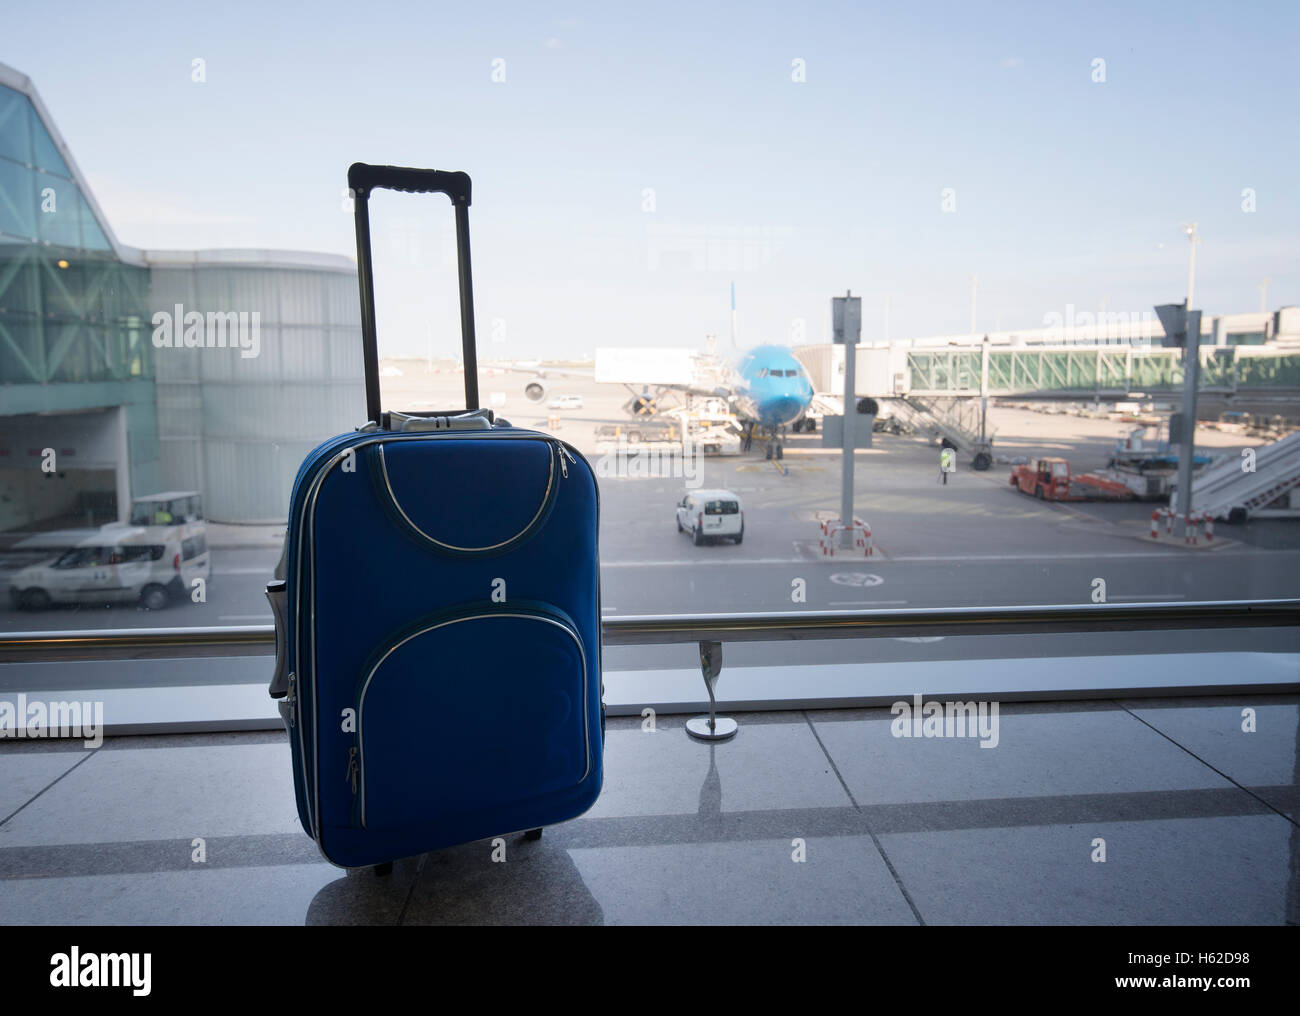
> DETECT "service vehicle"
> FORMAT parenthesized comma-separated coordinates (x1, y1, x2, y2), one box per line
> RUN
(675, 489, 744, 545)
(1009, 457, 1134, 501)
(7, 525, 211, 611)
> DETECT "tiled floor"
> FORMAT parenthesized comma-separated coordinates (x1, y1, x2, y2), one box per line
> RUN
(1, 697, 1297, 925)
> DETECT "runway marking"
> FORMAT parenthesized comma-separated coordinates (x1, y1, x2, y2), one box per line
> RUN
(599, 549, 1270, 567)
(879, 551, 1272, 562)
(829, 573, 884, 587)
(602, 558, 801, 567)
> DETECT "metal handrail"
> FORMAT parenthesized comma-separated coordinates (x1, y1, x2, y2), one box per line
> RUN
(1, 600, 1295, 661)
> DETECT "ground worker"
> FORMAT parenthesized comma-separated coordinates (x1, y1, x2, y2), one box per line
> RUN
(939, 446, 955, 484)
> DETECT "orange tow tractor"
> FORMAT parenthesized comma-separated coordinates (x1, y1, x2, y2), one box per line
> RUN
(1010, 457, 1134, 501)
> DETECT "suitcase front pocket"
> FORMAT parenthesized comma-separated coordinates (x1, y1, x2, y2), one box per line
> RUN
(375, 438, 564, 555)
(354, 608, 590, 830)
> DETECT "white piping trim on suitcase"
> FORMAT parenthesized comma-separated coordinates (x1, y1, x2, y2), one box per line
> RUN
(354, 611, 590, 828)
(374, 441, 556, 553)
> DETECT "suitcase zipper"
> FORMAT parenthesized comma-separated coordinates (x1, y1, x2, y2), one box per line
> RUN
(375, 437, 564, 554)
(345, 746, 359, 794)
(556, 441, 575, 478)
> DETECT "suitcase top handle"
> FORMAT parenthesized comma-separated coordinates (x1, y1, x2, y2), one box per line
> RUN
(350, 163, 479, 423)
(348, 163, 471, 205)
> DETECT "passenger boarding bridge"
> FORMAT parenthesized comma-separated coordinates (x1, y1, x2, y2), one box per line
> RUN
(797, 306, 1300, 402)
(905, 344, 1300, 399)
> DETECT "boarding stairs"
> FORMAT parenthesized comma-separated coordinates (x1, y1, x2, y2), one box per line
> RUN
(1171, 431, 1300, 521)
(895, 396, 995, 468)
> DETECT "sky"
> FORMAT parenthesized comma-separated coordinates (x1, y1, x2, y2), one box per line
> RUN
(7, 0, 1299, 358)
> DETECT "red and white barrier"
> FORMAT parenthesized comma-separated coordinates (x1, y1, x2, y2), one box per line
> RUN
(1149, 508, 1217, 546)
(820, 517, 872, 557)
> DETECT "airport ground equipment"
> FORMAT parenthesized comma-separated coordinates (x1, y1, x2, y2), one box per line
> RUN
(1009, 457, 1137, 502)
(1111, 422, 1213, 471)
(1171, 430, 1300, 522)
(594, 419, 681, 454)
(664, 398, 743, 455)
(265, 164, 603, 869)
(895, 395, 995, 470)
(795, 393, 842, 432)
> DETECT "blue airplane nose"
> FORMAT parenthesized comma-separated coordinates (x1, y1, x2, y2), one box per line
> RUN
(765, 396, 805, 426)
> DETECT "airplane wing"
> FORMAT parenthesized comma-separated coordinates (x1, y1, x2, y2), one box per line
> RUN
(497, 347, 735, 409)
(487, 363, 595, 379)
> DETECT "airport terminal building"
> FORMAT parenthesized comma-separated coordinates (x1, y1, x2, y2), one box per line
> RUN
(0, 63, 364, 531)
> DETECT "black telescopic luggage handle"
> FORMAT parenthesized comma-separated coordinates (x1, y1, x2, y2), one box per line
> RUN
(348, 163, 479, 424)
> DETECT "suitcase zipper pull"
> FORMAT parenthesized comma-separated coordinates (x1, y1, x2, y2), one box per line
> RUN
(556, 442, 575, 478)
(345, 746, 358, 793)
(286, 672, 297, 726)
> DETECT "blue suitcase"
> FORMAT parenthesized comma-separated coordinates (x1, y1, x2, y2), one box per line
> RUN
(266, 164, 603, 869)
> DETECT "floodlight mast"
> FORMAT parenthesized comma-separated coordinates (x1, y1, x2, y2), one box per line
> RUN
(834, 291, 862, 549)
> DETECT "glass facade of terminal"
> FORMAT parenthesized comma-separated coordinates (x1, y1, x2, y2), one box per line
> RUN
(0, 83, 153, 388)
(0, 81, 362, 527)
(0, 82, 159, 532)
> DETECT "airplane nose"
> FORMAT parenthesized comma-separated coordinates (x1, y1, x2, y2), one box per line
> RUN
(768, 396, 804, 424)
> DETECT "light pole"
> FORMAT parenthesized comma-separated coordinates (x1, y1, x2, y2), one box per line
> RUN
(833, 292, 861, 549)
(1182, 222, 1200, 307)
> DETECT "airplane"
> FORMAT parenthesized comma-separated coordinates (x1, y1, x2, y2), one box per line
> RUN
(504, 343, 815, 460)
(717, 344, 815, 460)
(502, 287, 816, 458)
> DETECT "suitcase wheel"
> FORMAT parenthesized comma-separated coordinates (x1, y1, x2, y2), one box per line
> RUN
(373, 861, 393, 876)
(524, 828, 543, 842)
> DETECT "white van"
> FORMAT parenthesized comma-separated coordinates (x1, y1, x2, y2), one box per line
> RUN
(7, 526, 210, 611)
(675, 489, 744, 545)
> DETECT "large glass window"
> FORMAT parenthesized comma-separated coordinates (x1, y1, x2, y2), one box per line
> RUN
(0, 14, 1294, 705)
